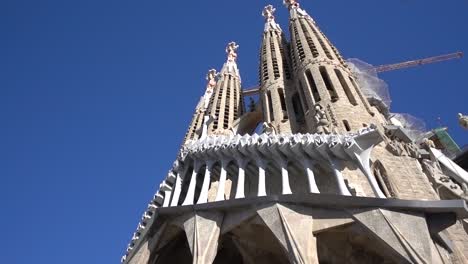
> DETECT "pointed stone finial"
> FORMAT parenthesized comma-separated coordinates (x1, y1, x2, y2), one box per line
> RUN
(283, 0, 299, 8)
(263, 5, 282, 32)
(226, 42, 239, 63)
(206, 69, 218, 88)
(263, 5, 276, 20)
(459, 113, 468, 130)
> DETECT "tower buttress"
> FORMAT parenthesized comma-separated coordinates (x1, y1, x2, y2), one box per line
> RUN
(284, 0, 380, 134)
(207, 42, 245, 135)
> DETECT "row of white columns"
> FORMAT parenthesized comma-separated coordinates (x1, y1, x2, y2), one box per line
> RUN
(167, 154, 359, 207)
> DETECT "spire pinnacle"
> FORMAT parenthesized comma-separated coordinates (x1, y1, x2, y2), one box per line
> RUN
(226, 42, 239, 63)
(263, 5, 282, 32)
(283, 0, 299, 9)
(283, 0, 313, 21)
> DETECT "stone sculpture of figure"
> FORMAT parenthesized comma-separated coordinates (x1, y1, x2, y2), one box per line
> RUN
(203, 69, 217, 109)
(283, 0, 298, 8)
(404, 142, 420, 159)
(226, 42, 239, 62)
(458, 113, 468, 130)
(421, 137, 436, 149)
(262, 5, 275, 20)
(387, 140, 405, 156)
(262, 122, 277, 135)
(206, 69, 218, 88)
(314, 104, 331, 134)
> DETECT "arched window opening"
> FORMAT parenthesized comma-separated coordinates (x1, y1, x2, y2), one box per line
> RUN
(292, 93, 305, 124)
(297, 80, 310, 112)
(343, 120, 351, 132)
(267, 91, 275, 122)
(278, 89, 288, 120)
(334, 69, 357, 106)
(319, 66, 338, 102)
(305, 70, 321, 103)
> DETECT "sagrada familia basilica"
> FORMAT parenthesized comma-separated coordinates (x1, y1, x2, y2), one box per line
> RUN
(122, 1, 468, 263)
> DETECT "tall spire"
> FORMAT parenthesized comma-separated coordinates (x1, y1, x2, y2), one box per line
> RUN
(182, 69, 218, 144)
(208, 42, 244, 135)
(262, 5, 282, 32)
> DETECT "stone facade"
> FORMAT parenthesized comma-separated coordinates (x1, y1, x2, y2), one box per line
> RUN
(122, 1, 468, 263)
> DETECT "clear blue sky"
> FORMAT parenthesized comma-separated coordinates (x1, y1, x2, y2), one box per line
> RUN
(1, 1, 467, 263)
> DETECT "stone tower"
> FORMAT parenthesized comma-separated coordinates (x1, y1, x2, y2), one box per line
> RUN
(123, 1, 468, 263)
(207, 42, 245, 136)
(259, 5, 294, 134)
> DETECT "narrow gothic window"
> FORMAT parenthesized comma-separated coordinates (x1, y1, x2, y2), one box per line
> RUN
(305, 70, 321, 103)
(343, 120, 351, 131)
(267, 90, 275, 122)
(278, 89, 288, 120)
(319, 66, 338, 102)
(297, 80, 309, 112)
(335, 69, 357, 106)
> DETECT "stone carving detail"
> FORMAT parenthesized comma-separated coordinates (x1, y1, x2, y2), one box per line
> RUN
(206, 69, 218, 88)
(262, 5, 282, 32)
(314, 104, 331, 134)
(421, 137, 436, 149)
(459, 113, 468, 129)
(262, 122, 277, 135)
(226, 42, 239, 63)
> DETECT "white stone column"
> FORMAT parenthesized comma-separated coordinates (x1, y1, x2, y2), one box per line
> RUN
(170, 167, 187, 207)
(302, 159, 320, 193)
(234, 158, 248, 199)
(258, 160, 267, 197)
(330, 160, 352, 196)
(197, 160, 215, 204)
(215, 160, 230, 201)
(278, 158, 292, 195)
(182, 161, 201, 206)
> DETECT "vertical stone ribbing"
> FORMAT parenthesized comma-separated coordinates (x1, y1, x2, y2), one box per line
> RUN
(207, 42, 244, 135)
(285, 0, 382, 134)
(259, 5, 294, 133)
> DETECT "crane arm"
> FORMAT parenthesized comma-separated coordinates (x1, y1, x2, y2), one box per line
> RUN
(373, 52, 463, 73)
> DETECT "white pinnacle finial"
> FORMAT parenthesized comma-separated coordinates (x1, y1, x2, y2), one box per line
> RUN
(226, 42, 239, 63)
(263, 5, 276, 20)
(283, 0, 299, 8)
(263, 5, 282, 32)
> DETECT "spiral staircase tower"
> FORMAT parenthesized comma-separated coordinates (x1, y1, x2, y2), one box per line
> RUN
(122, 1, 468, 263)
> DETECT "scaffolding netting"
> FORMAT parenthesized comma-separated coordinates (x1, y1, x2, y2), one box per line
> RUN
(347, 58, 392, 112)
(390, 113, 427, 141)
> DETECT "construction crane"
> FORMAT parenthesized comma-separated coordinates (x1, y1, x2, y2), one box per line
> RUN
(242, 51, 463, 96)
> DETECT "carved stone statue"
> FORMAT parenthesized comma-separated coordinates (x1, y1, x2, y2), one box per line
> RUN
(262, 122, 277, 135)
(421, 137, 436, 149)
(226, 42, 239, 62)
(206, 69, 218, 88)
(262, 5, 275, 20)
(404, 142, 420, 159)
(386, 140, 405, 156)
(262, 5, 282, 32)
(462, 183, 468, 196)
(458, 113, 468, 130)
(314, 104, 331, 134)
(202, 69, 217, 110)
